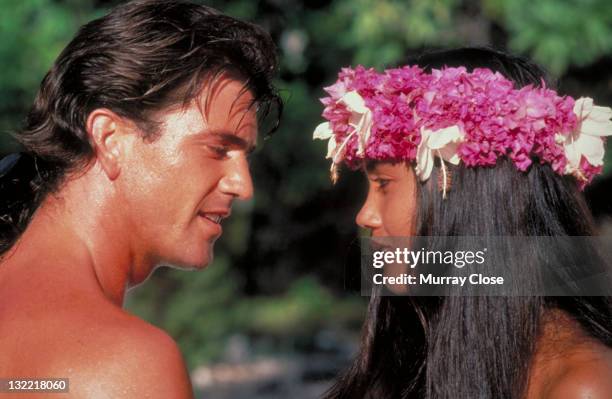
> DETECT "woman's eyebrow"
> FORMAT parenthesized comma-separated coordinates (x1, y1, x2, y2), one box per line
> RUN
(365, 160, 379, 173)
(366, 165, 383, 175)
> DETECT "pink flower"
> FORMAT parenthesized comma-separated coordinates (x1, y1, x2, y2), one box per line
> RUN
(313, 65, 612, 189)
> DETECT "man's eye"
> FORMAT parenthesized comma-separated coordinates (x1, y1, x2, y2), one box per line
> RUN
(208, 145, 230, 158)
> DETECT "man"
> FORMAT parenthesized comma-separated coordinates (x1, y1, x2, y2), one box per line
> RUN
(0, 1, 280, 397)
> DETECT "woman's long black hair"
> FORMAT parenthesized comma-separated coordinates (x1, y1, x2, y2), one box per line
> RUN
(323, 48, 612, 399)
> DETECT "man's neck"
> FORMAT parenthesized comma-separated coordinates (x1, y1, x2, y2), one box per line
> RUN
(0, 172, 147, 307)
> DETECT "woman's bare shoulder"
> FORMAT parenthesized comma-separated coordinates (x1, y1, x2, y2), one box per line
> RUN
(544, 344, 612, 399)
(529, 310, 612, 399)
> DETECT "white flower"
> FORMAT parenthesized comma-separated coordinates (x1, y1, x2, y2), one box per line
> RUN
(563, 97, 612, 173)
(342, 91, 373, 157)
(312, 91, 373, 162)
(415, 125, 464, 181)
(313, 122, 337, 159)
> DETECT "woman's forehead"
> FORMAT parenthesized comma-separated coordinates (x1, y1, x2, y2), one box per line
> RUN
(365, 161, 411, 174)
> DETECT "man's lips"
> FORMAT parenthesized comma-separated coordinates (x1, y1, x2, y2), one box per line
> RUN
(202, 214, 222, 224)
(198, 209, 231, 225)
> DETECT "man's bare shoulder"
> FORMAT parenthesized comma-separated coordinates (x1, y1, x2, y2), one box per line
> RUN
(55, 310, 194, 399)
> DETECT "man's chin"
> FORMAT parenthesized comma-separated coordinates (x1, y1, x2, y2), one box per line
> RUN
(163, 259, 212, 271)
(162, 246, 215, 271)
(179, 251, 214, 270)
(189, 257, 213, 270)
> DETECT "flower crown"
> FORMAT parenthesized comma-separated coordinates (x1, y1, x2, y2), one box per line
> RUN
(313, 65, 612, 193)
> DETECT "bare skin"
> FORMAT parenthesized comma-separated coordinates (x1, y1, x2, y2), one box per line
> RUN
(526, 310, 612, 399)
(0, 76, 257, 398)
(357, 161, 612, 399)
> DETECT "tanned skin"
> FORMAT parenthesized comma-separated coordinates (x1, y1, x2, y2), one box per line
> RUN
(525, 310, 612, 399)
(358, 162, 612, 399)
(0, 76, 257, 399)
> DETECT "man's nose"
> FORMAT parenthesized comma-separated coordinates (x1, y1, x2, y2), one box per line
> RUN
(218, 155, 253, 200)
(355, 195, 382, 231)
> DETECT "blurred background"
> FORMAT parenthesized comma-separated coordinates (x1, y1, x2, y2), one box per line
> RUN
(1, 0, 611, 397)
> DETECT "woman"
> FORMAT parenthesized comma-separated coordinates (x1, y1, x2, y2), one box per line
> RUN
(314, 48, 612, 398)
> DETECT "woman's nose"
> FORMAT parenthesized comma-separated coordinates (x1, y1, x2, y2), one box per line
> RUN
(356, 196, 382, 231)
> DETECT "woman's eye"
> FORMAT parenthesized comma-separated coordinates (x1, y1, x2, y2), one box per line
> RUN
(374, 178, 390, 190)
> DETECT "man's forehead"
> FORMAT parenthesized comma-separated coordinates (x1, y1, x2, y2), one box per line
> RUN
(151, 75, 258, 147)
(202, 108, 258, 147)
(196, 78, 258, 133)
(160, 100, 256, 133)
(198, 75, 255, 114)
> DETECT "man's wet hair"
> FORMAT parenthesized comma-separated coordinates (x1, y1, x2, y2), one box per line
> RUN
(0, 0, 281, 255)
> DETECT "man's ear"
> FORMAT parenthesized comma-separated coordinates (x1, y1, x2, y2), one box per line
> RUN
(86, 109, 132, 180)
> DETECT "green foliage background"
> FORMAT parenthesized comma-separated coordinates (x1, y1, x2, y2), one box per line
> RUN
(1, 0, 611, 369)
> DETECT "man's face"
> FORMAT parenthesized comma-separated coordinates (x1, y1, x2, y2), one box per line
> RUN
(117, 76, 257, 276)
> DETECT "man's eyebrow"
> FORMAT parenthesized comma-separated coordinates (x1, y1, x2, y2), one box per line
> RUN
(200, 130, 257, 153)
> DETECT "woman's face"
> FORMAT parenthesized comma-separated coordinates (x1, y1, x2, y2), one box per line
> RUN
(356, 162, 418, 237)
